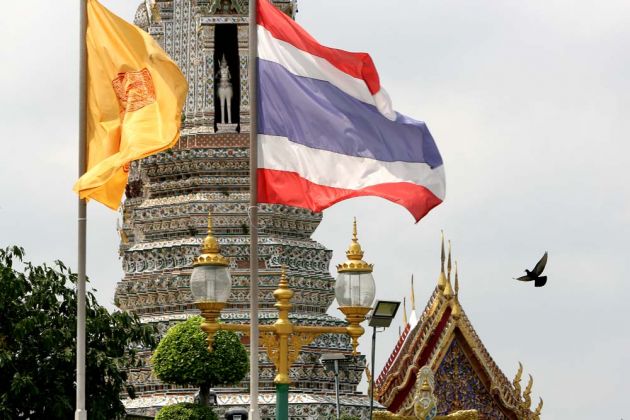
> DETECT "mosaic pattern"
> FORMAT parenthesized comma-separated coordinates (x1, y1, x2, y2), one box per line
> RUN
(124, 392, 377, 419)
(434, 339, 508, 419)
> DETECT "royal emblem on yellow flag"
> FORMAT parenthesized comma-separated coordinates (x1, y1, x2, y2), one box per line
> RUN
(73, 0, 187, 209)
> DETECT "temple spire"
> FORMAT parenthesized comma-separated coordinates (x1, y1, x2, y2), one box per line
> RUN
(437, 231, 447, 291)
(402, 297, 408, 325)
(443, 240, 454, 299)
(411, 274, 416, 312)
(454, 262, 459, 296)
(451, 260, 462, 319)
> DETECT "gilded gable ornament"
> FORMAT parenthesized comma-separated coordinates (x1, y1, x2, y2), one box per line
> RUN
(414, 366, 438, 420)
(374, 365, 478, 420)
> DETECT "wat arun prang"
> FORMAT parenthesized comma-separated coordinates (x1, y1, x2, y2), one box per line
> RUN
(115, 1, 371, 418)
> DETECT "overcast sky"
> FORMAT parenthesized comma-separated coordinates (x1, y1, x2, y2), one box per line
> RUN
(1, 1, 629, 419)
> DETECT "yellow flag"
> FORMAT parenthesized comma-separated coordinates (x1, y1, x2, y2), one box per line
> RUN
(73, 0, 187, 209)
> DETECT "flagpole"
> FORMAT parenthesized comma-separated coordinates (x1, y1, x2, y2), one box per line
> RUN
(75, 0, 88, 419)
(248, 0, 260, 419)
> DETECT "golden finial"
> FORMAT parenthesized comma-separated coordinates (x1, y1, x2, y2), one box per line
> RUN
(443, 241, 454, 299)
(279, 265, 288, 287)
(447, 241, 452, 281)
(411, 275, 416, 312)
(402, 297, 408, 325)
(450, 261, 461, 319)
(274, 265, 293, 302)
(337, 218, 373, 273)
(513, 362, 523, 396)
(533, 397, 543, 419)
(420, 376, 432, 392)
(437, 231, 447, 291)
(193, 211, 229, 267)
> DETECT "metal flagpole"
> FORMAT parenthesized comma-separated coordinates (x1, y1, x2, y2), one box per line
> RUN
(370, 326, 376, 419)
(75, 0, 88, 419)
(248, 0, 260, 418)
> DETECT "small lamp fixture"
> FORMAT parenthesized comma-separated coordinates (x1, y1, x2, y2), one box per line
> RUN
(335, 218, 376, 307)
(190, 211, 231, 350)
(368, 300, 400, 328)
(335, 218, 376, 353)
(320, 353, 348, 420)
(367, 299, 400, 419)
(320, 353, 348, 371)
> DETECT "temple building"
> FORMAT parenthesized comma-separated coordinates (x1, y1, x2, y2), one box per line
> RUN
(114, 0, 371, 418)
(375, 237, 543, 420)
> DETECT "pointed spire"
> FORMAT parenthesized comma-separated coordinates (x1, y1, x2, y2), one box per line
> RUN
(403, 297, 408, 325)
(194, 210, 229, 266)
(447, 240, 452, 281)
(443, 240, 454, 299)
(454, 261, 459, 296)
(410, 274, 416, 312)
(451, 262, 462, 318)
(337, 218, 373, 273)
(437, 231, 447, 291)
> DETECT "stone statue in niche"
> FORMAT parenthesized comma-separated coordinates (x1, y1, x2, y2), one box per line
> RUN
(208, 0, 247, 15)
(215, 54, 237, 133)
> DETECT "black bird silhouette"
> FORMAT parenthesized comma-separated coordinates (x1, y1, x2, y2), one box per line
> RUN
(515, 252, 548, 287)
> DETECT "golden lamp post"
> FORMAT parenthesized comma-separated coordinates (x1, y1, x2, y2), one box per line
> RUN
(190, 214, 377, 420)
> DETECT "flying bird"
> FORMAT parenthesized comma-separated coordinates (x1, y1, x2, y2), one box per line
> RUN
(515, 252, 548, 287)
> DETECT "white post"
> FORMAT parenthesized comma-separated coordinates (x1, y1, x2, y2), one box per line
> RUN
(75, 0, 88, 419)
(248, 0, 260, 419)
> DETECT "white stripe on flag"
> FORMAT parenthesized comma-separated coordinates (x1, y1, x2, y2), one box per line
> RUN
(258, 26, 396, 120)
(258, 134, 446, 199)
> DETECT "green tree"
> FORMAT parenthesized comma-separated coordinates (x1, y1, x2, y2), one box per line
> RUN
(0, 246, 156, 420)
(152, 316, 248, 406)
(155, 402, 218, 420)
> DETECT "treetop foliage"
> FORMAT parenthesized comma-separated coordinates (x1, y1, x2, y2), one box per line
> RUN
(0, 246, 157, 420)
(155, 402, 218, 420)
(151, 316, 248, 388)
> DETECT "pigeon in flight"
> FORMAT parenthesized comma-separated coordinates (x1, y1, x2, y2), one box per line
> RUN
(515, 252, 548, 287)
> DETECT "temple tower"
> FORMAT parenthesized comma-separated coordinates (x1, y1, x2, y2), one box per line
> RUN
(115, 1, 370, 418)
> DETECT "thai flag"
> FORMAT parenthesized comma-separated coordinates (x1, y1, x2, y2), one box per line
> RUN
(256, 0, 445, 222)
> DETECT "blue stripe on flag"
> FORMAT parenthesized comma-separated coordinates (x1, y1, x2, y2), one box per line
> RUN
(257, 58, 443, 167)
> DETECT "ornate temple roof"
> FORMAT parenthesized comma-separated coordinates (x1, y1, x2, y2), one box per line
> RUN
(375, 236, 543, 420)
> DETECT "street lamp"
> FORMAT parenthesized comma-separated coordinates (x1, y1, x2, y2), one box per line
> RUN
(190, 213, 231, 350)
(191, 214, 376, 420)
(320, 353, 349, 420)
(368, 300, 400, 419)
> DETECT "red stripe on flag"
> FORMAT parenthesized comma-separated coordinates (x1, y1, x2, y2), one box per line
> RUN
(257, 0, 382, 95)
(257, 169, 442, 222)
